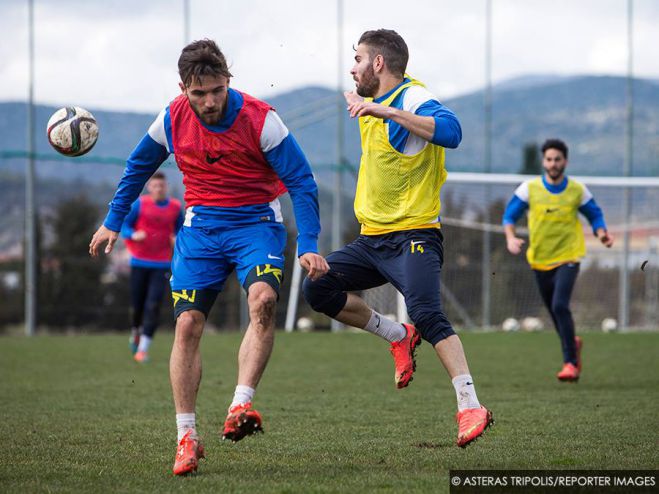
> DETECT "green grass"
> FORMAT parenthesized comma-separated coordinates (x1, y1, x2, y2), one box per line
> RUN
(0, 331, 657, 493)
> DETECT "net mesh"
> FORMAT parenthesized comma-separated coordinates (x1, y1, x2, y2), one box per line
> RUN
(360, 173, 659, 331)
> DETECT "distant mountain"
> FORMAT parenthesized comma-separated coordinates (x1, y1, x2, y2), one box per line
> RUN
(448, 75, 659, 176)
(491, 74, 576, 92)
(1, 74, 658, 181)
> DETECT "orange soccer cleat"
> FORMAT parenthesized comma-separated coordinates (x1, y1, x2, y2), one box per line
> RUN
(134, 351, 149, 363)
(389, 323, 421, 389)
(456, 406, 493, 447)
(575, 336, 583, 372)
(557, 362, 580, 382)
(222, 402, 263, 443)
(172, 430, 205, 476)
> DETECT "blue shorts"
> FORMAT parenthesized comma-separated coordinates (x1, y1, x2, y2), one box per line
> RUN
(170, 221, 286, 293)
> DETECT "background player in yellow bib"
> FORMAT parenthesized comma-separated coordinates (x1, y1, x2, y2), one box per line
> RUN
(303, 29, 493, 447)
(503, 138, 614, 382)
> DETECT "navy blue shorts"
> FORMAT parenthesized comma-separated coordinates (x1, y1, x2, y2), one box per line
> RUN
(303, 229, 455, 345)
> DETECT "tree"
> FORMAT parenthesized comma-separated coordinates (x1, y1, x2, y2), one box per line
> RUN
(40, 195, 108, 328)
(520, 142, 541, 175)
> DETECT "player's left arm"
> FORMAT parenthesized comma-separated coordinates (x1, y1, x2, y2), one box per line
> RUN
(261, 111, 329, 279)
(578, 186, 614, 248)
(344, 91, 461, 148)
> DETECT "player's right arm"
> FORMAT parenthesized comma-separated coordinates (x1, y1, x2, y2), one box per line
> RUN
(502, 181, 530, 255)
(90, 108, 171, 257)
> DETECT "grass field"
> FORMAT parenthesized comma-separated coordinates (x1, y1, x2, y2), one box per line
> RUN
(1, 331, 657, 493)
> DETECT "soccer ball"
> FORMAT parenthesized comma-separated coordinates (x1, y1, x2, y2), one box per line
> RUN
(521, 316, 544, 332)
(46, 106, 99, 156)
(601, 317, 618, 333)
(501, 317, 520, 332)
(296, 317, 315, 332)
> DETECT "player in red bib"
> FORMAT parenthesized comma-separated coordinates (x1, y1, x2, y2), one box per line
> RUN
(90, 39, 329, 475)
(121, 171, 183, 363)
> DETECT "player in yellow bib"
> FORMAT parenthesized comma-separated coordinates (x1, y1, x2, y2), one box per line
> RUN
(303, 29, 492, 447)
(503, 139, 614, 382)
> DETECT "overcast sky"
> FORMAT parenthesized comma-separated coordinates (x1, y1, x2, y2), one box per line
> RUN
(2, 0, 658, 114)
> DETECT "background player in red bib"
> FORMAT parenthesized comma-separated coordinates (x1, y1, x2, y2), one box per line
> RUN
(121, 171, 183, 363)
(90, 39, 329, 475)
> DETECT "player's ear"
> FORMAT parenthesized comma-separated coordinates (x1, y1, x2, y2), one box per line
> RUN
(373, 54, 384, 73)
(179, 81, 186, 94)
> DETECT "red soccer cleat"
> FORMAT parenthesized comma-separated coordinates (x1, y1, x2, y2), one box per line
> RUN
(557, 362, 580, 382)
(456, 406, 493, 447)
(134, 351, 149, 363)
(575, 336, 583, 372)
(172, 430, 205, 476)
(389, 323, 421, 389)
(222, 402, 263, 442)
(129, 329, 140, 355)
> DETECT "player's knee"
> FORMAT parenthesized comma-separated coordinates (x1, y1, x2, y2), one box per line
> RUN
(302, 277, 346, 317)
(175, 310, 205, 341)
(301, 277, 323, 311)
(248, 288, 277, 322)
(551, 301, 571, 317)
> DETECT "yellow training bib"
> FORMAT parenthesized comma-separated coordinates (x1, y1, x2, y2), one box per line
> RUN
(354, 79, 447, 235)
(527, 177, 586, 270)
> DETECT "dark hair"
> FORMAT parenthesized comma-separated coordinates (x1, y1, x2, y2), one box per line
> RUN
(541, 138, 568, 159)
(357, 29, 409, 77)
(178, 39, 233, 87)
(150, 171, 166, 180)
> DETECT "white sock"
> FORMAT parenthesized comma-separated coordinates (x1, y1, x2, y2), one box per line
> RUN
(363, 310, 406, 343)
(137, 335, 152, 353)
(230, 385, 255, 409)
(452, 374, 481, 411)
(176, 413, 196, 441)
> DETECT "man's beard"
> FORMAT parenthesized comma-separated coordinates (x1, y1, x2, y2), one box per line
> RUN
(197, 109, 220, 125)
(546, 166, 566, 180)
(188, 97, 221, 125)
(356, 65, 380, 97)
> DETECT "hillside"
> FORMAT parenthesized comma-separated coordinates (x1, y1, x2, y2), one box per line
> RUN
(1, 74, 658, 254)
(1, 75, 658, 178)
